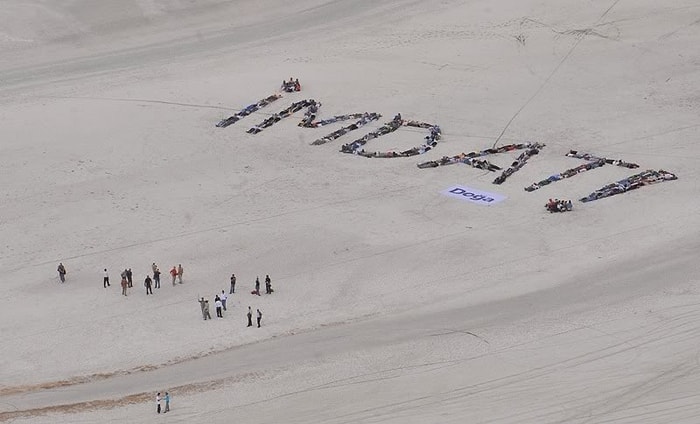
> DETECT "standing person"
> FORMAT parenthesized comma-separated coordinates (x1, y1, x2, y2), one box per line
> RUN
(121, 276, 128, 296)
(170, 266, 177, 286)
(153, 267, 161, 288)
(204, 299, 212, 320)
(198, 297, 208, 320)
(265, 274, 272, 294)
(126, 268, 133, 288)
(247, 306, 253, 327)
(156, 392, 161, 414)
(103, 269, 110, 288)
(254, 277, 261, 296)
(177, 264, 183, 284)
(220, 290, 228, 311)
(57, 263, 66, 283)
(215, 295, 223, 318)
(164, 392, 170, 413)
(230, 273, 236, 294)
(152, 262, 157, 275)
(144, 275, 153, 295)
(257, 308, 263, 328)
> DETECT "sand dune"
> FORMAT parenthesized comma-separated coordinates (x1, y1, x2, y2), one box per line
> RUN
(1, 0, 700, 422)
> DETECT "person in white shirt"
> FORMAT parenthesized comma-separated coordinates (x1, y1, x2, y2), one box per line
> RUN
(215, 296, 223, 318)
(103, 269, 110, 288)
(220, 290, 228, 311)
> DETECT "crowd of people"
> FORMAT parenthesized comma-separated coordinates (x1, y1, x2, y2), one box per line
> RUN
(545, 198, 573, 213)
(525, 150, 640, 192)
(55, 262, 275, 332)
(197, 274, 272, 327)
(580, 169, 677, 202)
(339, 115, 443, 158)
(417, 142, 538, 170)
(281, 77, 301, 92)
(215, 93, 282, 128)
(492, 142, 545, 185)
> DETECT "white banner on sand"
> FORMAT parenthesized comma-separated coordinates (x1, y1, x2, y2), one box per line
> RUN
(441, 185, 506, 205)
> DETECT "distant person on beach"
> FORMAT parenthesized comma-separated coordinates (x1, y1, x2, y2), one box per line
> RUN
(199, 297, 212, 320)
(170, 266, 178, 286)
(253, 277, 261, 296)
(230, 273, 236, 294)
(126, 268, 133, 288)
(153, 267, 161, 288)
(164, 392, 170, 413)
(257, 309, 263, 328)
(156, 392, 161, 414)
(103, 269, 110, 288)
(144, 275, 153, 295)
(220, 290, 228, 311)
(121, 275, 128, 296)
(215, 295, 223, 318)
(57, 263, 66, 283)
(265, 275, 273, 294)
(177, 264, 183, 283)
(247, 306, 253, 327)
(152, 262, 157, 275)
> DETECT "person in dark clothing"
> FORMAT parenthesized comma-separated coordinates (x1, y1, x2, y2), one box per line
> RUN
(153, 268, 161, 288)
(144, 275, 153, 295)
(265, 274, 274, 294)
(57, 263, 66, 283)
(253, 277, 261, 296)
(247, 306, 253, 327)
(126, 268, 133, 288)
(215, 295, 223, 318)
(230, 273, 236, 294)
(257, 309, 263, 328)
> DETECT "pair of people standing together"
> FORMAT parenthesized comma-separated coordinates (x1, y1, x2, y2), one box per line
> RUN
(247, 306, 263, 328)
(156, 392, 170, 413)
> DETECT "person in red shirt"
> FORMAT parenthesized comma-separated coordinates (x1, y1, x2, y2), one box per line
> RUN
(170, 266, 177, 286)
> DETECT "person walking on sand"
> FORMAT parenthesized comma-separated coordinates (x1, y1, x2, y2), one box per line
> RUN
(153, 267, 161, 288)
(170, 266, 177, 286)
(164, 392, 170, 413)
(156, 392, 161, 414)
(247, 306, 253, 327)
(126, 268, 133, 288)
(57, 263, 66, 283)
(220, 290, 228, 311)
(215, 295, 223, 318)
(103, 269, 110, 288)
(177, 264, 183, 283)
(144, 275, 153, 295)
(121, 275, 128, 296)
(257, 308, 263, 328)
(230, 273, 236, 294)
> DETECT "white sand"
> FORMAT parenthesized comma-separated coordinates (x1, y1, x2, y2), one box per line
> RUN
(2, 0, 700, 422)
